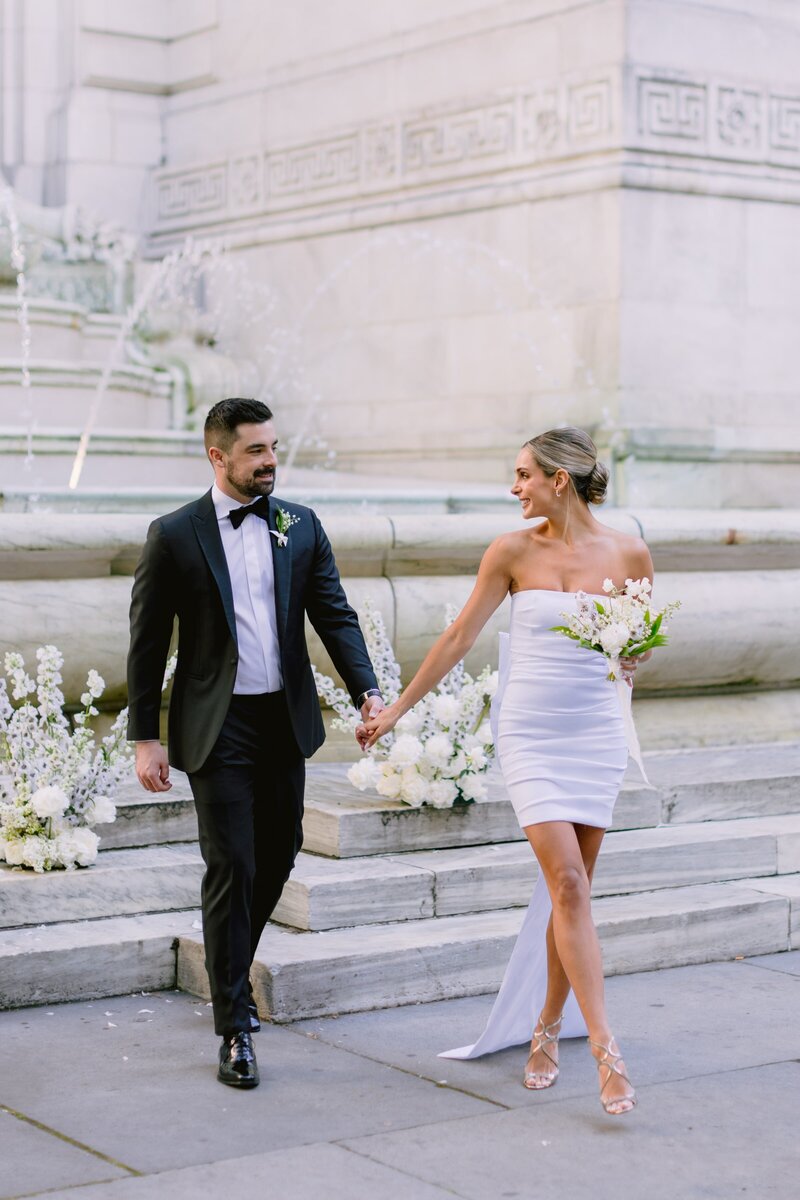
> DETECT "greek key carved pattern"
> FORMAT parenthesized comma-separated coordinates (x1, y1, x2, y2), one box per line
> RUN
(266, 135, 360, 197)
(402, 103, 515, 173)
(157, 166, 227, 219)
(769, 94, 800, 153)
(150, 69, 800, 230)
(638, 77, 706, 140)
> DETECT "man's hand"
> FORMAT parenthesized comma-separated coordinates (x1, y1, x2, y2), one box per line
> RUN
(356, 694, 385, 750)
(135, 740, 172, 792)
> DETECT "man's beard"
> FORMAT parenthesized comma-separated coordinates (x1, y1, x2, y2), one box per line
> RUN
(226, 464, 276, 499)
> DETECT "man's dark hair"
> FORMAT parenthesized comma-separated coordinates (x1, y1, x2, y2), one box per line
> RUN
(204, 398, 274, 453)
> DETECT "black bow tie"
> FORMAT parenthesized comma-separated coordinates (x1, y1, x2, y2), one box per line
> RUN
(228, 496, 270, 529)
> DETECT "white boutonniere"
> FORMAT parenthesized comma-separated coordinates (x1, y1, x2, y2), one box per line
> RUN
(271, 506, 299, 548)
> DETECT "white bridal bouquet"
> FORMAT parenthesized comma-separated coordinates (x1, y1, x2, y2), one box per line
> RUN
(551, 577, 680, 680)
(0, 646, 173, 872)
(313, 600, 498, 808)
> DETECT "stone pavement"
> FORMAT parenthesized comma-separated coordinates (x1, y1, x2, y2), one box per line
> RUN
(1, 952, 798, 1200)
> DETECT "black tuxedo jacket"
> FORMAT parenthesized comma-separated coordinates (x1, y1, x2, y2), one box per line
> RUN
(126, 490, 378, 772)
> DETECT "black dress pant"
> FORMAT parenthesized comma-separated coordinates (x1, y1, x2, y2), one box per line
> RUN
(187, 691, 304, 1037)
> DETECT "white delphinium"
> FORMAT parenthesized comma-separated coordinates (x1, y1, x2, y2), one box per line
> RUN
(316, 601, 497, 810)
(0, 647, 176, 872)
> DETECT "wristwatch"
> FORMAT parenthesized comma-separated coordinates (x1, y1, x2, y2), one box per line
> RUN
(356, 688, 383, 709)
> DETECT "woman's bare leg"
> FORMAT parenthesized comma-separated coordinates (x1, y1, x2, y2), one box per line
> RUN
(525, 820, 634, 1112)
(527, 825, 604, 1078)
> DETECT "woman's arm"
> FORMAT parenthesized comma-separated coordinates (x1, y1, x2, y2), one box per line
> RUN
(361, 536, 515, 746)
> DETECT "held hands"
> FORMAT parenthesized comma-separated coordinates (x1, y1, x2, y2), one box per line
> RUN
(358, 703, 401, 751)
(355, 694, 387, 751)
(135, 740, 172, 792)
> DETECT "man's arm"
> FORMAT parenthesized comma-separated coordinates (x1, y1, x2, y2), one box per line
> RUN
(304, 511, 380, 707)
(127, 520, 177, 792)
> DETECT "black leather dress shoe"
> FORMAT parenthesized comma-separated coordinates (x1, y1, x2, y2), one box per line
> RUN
(248, 1001, 261, 1033)
(218, 1031, 259, 1088)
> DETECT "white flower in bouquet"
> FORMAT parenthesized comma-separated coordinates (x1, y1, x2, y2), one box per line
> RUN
(85, 795, 116, 826)
(0, 647, 174, 872)
(314, 598, 498, 810)
(423, 734, 454, 770)
(30, 785, 69, 820)
(431, 694, 460, 726)
(458, 773, 488, 802)
(552, 578, 680, 681)
(427, 778, 459, 808)
(375, 765, 403, 800)
(388, 734, 424, 768)
(399, 769, 428, 808)
(347, 756, 383, 792)
(56, 826, 99, 868)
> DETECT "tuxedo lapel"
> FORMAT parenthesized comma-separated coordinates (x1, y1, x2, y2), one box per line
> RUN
(191, 491, 238, 645)
(268, 496, 292, 636)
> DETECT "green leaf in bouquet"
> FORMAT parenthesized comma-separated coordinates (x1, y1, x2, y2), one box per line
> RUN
(593, 601, 605, 614)
(549, 625, 580, 640)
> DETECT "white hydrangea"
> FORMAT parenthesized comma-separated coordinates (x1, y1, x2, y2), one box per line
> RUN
(458, 773, 488, 802)
(399, 770, 428, 808)
(56, 827, 99, 868)
(441, 751, 468, 779)
(375, 766, 403, 799)
(428, 779, 458, 808)
(423, 735, 454, 769)
(388, 734, 424, 768)
(30, 785, 69, 820)
(347, 757, 382, 792)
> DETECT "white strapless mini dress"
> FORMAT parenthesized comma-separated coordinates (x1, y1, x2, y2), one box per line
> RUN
(441, 589, 629, 1060)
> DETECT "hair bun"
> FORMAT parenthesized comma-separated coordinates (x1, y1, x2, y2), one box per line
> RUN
(583, 461, 609, 505)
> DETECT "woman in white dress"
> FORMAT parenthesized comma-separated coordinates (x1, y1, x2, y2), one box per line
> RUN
(361, 428, 654, 1116)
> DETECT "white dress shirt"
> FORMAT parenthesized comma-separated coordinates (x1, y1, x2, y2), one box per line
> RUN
(211, 484, 283, 694)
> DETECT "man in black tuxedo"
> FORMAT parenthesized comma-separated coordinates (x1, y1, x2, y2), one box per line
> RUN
(127, 398, 383, 1089)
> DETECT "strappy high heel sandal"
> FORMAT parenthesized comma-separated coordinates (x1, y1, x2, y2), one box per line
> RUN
(523, 1012, 563, 1090)
(589, 1037, 637, 1115)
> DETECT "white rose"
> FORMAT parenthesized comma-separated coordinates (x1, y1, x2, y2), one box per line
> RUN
(427, 779, 458, 809)
(423, 734, 453, 769)
(399, 770, 428, 808)
(30, 785, 69, 820)
(347, 757, 382, 792)
(599, 622, 630, 657)
(458, 774, 488, 802)
(86, 795, 116, 826)
(375, 767, 403, 800)
(388, 734, 424, 768)
(56, 827, 98, 868)
(431, 694, 460, 726)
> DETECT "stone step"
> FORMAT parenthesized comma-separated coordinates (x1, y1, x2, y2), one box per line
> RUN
(272, 813, 800, 930)
(299, 742, 800, 858)
(0, 909, 199, 1009)
(1, 870, 797, 1014)
(0, 844, 203, 930)
(105, 741, 800, 856)
(179, 876, 800, 1022)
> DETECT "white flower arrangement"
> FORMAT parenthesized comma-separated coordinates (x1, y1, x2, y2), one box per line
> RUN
(551, 578, 680, 680)
(0, 646, 176, 872)
(313, 600, 497, 809)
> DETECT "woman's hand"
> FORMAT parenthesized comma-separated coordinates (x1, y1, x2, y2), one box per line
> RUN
(357, 703, 403, 750)
(619, 649, 652, 687)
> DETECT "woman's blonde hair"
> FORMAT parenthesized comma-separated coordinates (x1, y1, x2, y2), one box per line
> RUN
(523, 426, 609, 505)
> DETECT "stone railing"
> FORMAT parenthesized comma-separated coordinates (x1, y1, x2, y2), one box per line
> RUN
(1, 509, 799, 705)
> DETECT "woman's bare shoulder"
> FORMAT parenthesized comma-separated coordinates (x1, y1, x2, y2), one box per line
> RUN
(603, 525, 653, 575)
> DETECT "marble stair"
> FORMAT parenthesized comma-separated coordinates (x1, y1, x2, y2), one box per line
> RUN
(0, 742, 798, 1015)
